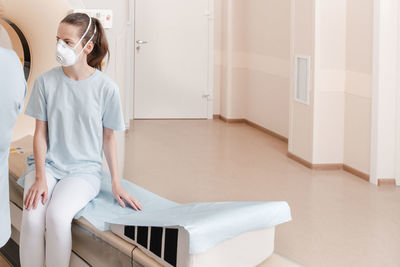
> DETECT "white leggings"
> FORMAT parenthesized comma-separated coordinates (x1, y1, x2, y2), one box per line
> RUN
(19, 171, 99, 267)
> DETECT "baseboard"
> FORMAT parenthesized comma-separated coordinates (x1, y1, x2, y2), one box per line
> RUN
(244, 120, 288, 143)
(215, 115, 288, 143)
(216, 114, 245, 123)
(343, 164, 370, 182)
(311, 163, 343, 171)
(287, 152, 371, 182)
(377, 178, 396, 186)
(287, 152, 342, 170)
(287, 152, 313, 169)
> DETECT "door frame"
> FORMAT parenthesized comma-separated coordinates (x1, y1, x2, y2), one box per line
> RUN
(131, 0, 214, 120)
(370, 0, 380, 185)
(396, 0, 400, 186)
(206, 0, 215, 119)
(370, 0, 400, 186)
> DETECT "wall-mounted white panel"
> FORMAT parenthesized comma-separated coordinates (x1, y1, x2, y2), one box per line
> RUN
(72, 9, 113, 28)
(295, 55, 310, 105)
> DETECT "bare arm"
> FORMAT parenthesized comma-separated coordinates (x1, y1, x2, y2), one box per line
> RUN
(33, 120, 48, 180)
(103, 127, 142, 210)
(24, 119, 48, 210)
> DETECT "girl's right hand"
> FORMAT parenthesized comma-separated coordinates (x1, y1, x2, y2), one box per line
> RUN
(24, 176, 48, 210)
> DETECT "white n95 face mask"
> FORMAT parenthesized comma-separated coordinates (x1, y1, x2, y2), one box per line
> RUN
(56, 15, 97, 66)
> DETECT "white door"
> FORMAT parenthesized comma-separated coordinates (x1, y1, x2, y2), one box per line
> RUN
(134, 0, 213, 119)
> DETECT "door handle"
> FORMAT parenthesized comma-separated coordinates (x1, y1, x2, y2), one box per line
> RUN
(136, 40, 148, 50)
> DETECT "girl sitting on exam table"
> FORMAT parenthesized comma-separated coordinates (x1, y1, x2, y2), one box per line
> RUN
(17, 13, 142, 267)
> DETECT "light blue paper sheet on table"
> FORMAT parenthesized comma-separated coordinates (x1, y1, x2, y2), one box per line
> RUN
(75, 174, 292, 254)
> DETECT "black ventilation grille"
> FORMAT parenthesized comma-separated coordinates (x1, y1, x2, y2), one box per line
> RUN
(124, 226, 135, 241)
(137, 226, 149, 248)
(164, 228, 178, 267)
(122, 225, 179, 266)
(150, 227, 163, 257)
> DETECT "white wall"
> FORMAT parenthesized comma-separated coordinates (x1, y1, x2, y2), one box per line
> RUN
(240, 0, 290, 138)
(289, 0, 315, 162)
(290, 0, 374, 173)
(344, 0, 373, 175)
(216, 0, 291, 138)
(312, 0, 346, 164)
(289, 0, 347, 165)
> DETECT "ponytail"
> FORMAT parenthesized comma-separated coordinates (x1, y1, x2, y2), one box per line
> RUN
(61, 13, 109, 71)
(87, 18, 109, 71)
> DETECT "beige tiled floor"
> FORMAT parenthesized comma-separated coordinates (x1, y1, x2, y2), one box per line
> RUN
(259, 253, 303, 267)
(123, 119, 400, 267)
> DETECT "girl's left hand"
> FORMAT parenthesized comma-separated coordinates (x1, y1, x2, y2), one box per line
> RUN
(112, 182, 143, 211)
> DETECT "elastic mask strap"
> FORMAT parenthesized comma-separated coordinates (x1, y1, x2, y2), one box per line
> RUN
(77, 23, 97, 57)
(73, 14, 92, 49)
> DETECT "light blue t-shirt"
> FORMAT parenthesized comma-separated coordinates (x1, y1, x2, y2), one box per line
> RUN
(17, 66, 125, 194)
(0, 47, 27, 247)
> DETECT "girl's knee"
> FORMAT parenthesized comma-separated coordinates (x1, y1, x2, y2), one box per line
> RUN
(21, 210, 45, 233)
(45, 204, 73, 230)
